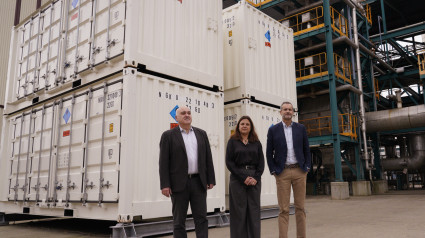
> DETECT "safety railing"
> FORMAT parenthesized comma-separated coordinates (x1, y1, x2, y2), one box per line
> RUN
(295, 52, 328, 81)
(279, 6, 324, 36)
(374, 78, 380, 100)
(330, 6, 348, 37)
(295, 52, 352, 84)
(334, 54, 352, 84)
(418, 52, 425, 77)
(299, 113, 358, 140)
(279, 6, 347, 37)
(365, 4, 372, 25)
(245, 0, 275, 8)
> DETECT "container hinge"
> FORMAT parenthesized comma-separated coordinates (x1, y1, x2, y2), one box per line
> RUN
(248, 37, 257, 49)
(207, 18, 218, 32)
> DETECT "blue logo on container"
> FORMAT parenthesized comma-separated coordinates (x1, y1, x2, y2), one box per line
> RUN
(170, 105, 179, 122)
(265, 30, 271, 42)
(63, 108, 71, 124)
(72, 0, 79, 8)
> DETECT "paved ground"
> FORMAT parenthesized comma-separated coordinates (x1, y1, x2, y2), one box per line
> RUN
(1, 190, 424, 237)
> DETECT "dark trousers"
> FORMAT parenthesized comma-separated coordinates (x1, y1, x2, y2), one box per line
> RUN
(229, 174, 261, 238)
(171, 176, 208, 238)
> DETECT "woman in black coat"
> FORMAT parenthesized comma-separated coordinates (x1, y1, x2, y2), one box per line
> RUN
(226, 115, 265, 238)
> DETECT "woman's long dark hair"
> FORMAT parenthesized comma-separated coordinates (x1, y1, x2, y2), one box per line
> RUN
(230, 115, 259, 142)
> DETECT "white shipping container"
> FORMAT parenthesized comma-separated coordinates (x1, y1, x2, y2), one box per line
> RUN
(5, 0, 223, 114)
(0, 70, 225, 222)
(223, 1, 297, 106)
(223, 99, 295, 208)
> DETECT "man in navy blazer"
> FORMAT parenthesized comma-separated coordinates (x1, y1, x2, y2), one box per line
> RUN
(266, 101, 311, 238)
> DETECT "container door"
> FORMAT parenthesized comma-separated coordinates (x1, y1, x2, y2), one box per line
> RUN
(62, 0, 94, 81)
(82, 82, 122, 203)
(62, 0, 125, 82)
(51, 94, 87, 203)
(27, 106, 56, 202)
(8, 112, 34, 201)
(38, 1, 64, 93)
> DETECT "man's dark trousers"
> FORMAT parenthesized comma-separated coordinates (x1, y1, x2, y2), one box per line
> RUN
(171, 176, 208, 238)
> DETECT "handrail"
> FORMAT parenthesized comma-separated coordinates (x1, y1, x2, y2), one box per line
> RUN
(295, 52, 328, 81)
(334, 54, 352, 84)
(295, 52, 352, 84)
(374, 78, 380, 100)
(365, 4, 372, 25)
(299, 113, 358, 139)
(245, 0, 275, 8)
(279, 6, 347, 37)
(418, 52, 425, 76)
(330, 6, 348, 37)
(279, 6, 324, 36)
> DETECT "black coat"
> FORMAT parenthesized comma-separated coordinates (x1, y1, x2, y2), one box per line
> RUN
(159, 126, 216, 192)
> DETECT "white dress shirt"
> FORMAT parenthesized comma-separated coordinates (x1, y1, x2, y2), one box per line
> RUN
(282, 121, 297, 165)
(180, 126, 199, 174)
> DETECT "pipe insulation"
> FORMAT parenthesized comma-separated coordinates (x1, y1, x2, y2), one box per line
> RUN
(365, 105, 425, 133)
(297, 84, 362, 99)
(381, 134, 425, 171)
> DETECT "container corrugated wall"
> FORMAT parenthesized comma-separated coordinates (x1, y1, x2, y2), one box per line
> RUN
(120, 71, 225, 220)
(5, 0, 223, 114)
(125, 0, 223, 89)
(0, 0, 16, 106)
(223, 99, 294, 208)
(222, 1, 297, 106)
(0, 71, 225, 221)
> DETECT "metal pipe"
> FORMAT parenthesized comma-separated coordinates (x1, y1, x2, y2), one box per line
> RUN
(365, 104, 425, 133)
(297, 84, 362, 98)
(382, 134, 425, 171)
(295, 36, 357, 55)
(358, 43, 396, 73)
(373, 65, 386, 75)
(358, 33, 379, 51)
(353, 8, 371, 173)
(371, 21, 425, 39)
(284, 1, 326, 18)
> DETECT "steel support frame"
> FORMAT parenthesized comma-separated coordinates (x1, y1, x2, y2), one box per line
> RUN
(370, 133, 383, 179)
(110, 207, 287, 237)
(323, 0, 343, 182)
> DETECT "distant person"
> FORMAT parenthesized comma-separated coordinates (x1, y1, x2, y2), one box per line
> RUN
(266, 102, 311, 238)
(226, 116, 265, 238)
(159, 106, 216, 238)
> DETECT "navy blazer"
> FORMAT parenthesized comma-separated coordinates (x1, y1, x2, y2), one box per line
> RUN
(266, 121, 311, 175)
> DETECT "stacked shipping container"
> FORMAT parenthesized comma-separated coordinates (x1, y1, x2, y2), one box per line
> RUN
(222, 1, 297, 208)
(0, 0, 225, 222)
